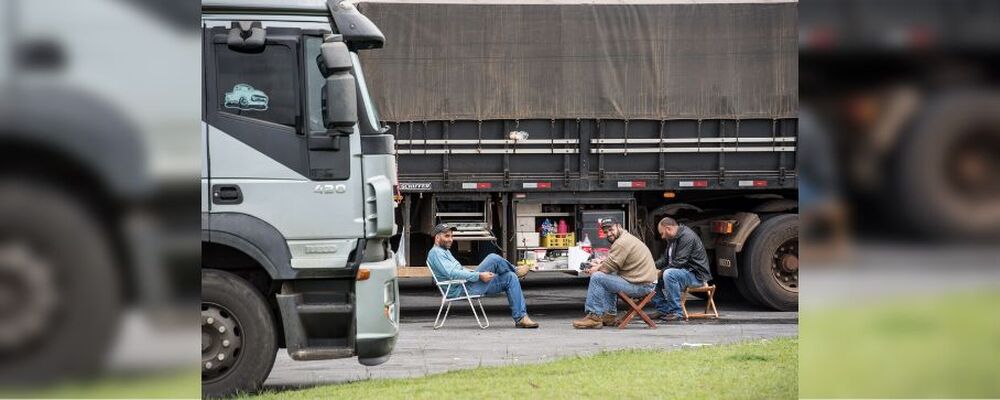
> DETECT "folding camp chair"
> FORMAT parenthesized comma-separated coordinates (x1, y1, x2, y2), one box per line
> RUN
(432, 273, 489, 329)
(616, 290, 657, 329)
(681, 284, 719, 320)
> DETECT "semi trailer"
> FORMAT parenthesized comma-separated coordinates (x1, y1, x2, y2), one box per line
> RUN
(357, 0, 800, 311)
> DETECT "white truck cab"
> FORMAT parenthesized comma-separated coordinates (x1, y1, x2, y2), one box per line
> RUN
(200, 1, 399, 396)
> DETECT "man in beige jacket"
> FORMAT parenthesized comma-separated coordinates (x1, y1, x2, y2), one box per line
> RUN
(572, 218, 658, 329)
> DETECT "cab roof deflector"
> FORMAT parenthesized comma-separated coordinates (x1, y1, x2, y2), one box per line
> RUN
(327, 0, 385, 50)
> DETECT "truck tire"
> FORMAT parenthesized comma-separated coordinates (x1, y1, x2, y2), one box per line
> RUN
(733, 270, 764, 307)
(739, 214, 798, 311)
(202, 269, 277, 398)
(0, 180, 120, 385)
(893, 92, 1000, 240)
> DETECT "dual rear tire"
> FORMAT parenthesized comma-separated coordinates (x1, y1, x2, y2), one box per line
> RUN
(736, 214, 798, 311)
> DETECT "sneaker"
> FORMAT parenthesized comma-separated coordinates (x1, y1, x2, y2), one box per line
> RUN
(601, 313, 618, 327)
(515, 315, 539, 328)
(647, 310, 664, 320)
(572, 314, 603, 329)
(515, 264, 530, 279)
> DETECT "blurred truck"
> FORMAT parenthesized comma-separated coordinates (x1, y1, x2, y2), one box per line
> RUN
(0, 0, 199, 385)
(201, 0, 400, 396)
(800, 0, 1000, 241)
(357, 0, 800, 311)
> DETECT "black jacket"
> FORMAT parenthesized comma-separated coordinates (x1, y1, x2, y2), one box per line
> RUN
(654, 225, 712, 282)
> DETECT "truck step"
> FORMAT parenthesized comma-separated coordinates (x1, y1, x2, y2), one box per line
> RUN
(296, 303, 353, 315)
(288, 346, 354, 361)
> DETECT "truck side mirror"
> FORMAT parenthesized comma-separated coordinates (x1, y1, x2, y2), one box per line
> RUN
(318, 38, 352, 78)
(320, 38, 357, 133)
(323, 75, 357, 133)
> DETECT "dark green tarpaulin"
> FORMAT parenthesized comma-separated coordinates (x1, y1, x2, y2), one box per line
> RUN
(357, 0, 797, 122)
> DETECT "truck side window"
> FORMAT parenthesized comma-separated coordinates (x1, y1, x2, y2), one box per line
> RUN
(215, 43, 299, 128)
(304, 36, 326, 133)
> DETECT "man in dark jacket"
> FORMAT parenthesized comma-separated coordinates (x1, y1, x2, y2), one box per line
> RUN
(649, 217, 712, 321)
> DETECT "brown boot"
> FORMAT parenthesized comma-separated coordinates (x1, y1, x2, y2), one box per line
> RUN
(515, 315, 539, 328)
(602, 313, 618, 327)
(572, 314, 604, 329)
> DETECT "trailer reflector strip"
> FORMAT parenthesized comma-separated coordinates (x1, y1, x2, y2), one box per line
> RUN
(617, 181, 647, 188)
(739, 180, 769, 187)
(397, 139, 579, 145)
(591, 146, 796, 154)
(462, 182, 492, 189)
(592, 137, 797, 145)
(522, 182, 552, 189)
(679, 180, 709, 188)
(396, 148, 578, 154)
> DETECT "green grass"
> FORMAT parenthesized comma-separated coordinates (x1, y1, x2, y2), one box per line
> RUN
(2, 368, 200, 399)
(242, 338, 797, 400)
(800, 288, 1000, 398)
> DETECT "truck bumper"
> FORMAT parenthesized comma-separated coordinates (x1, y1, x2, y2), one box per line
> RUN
(357, 335, 397, 364)
(354, 254, 400, 361)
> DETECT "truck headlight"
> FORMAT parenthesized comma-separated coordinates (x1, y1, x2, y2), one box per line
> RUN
(383, 281, 397, 324)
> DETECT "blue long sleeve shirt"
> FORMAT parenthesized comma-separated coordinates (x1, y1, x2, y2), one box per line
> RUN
(427, 246, 479, 297)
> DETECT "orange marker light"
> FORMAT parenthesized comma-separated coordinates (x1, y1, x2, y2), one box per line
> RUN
(663, 192, 676, 199)
(711, 220, 735, 234)
(356, 268, 371, 281)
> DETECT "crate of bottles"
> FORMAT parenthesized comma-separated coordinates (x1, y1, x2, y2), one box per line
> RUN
(541, 233, 575, 248)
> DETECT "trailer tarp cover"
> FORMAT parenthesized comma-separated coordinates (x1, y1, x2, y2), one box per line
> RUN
(356, 0, 797, 122)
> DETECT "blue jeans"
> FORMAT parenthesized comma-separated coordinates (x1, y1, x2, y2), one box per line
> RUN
(584, 271, 656, 315)
(459, 254, 527, 322)
(651, 268, 703, 318)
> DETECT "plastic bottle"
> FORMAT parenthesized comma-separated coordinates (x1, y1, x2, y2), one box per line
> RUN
(582, 233, 591, 247)
(557, 219, 568, 234)
(541, 219, 554, 236)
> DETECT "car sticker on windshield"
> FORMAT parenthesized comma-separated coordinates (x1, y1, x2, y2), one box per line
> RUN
(223, 83, 269, 111)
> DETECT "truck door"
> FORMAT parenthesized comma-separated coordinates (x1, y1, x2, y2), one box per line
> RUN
(204, 24, 364, 270)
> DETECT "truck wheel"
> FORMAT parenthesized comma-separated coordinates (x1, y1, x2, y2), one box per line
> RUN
(739, 214, 798, 311)
(202, 269, 277, 398)
(894, 92, 1000, 239)
(0, 180, 120, 384)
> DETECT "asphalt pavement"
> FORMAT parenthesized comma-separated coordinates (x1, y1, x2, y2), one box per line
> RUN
(264, 273, 798, 390)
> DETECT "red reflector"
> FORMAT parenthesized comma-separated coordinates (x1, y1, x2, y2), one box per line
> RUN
(909, 25, 935, 48)
(808, 27, 836, 49)
(538, 182, 552, 189)
(740, 180, 769, 187)
(679, 180, 709, 188)
(632, 181, 647, 188)
(465, 182, 492, 189)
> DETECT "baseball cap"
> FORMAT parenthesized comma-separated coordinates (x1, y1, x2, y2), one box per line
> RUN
(431, 223, 458, 236)
(598, 217, 619, 230)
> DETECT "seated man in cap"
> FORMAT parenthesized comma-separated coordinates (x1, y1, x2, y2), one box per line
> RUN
(426, 223, 539, 328)
(572, 218, 658, 329)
